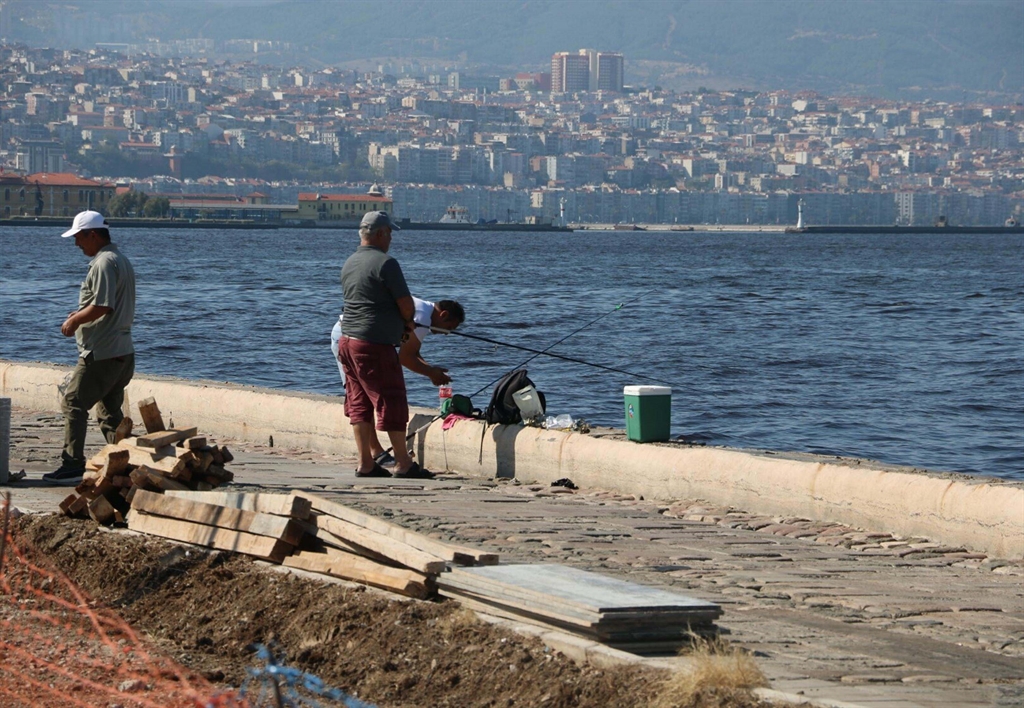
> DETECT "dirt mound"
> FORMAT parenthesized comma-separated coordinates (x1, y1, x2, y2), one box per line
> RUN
(8, 515, 771, 708)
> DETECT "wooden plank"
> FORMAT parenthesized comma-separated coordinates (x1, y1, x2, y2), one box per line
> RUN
(88, 442, 186, 476)
(311, 514, 446, 575)
(131, 489, 303, 545)
(126, 510, 291, 562)
(163, 490, 312, 519)
(299, 522, 401, 567)
(137, 397, 165, 433)
(294, 491, 497, 566)
(135, 427, 198, 449)
(283, 549, 431, 599)
(443, 565, 722, 616)
(184, 436, 208, 450)
(439, 583, 720, 628)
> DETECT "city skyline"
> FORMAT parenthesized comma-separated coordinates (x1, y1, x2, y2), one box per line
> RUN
(0, 3, 1021, 228)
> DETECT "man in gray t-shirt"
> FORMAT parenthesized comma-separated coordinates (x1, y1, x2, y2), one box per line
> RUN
(337, 211, 433, 480)
(43, 211, 137, 486)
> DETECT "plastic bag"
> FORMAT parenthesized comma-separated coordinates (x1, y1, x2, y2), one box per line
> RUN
(543, 414, 574, 429)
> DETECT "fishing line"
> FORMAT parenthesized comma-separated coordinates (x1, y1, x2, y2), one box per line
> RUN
(431, 327, 675, 388)
(461, 287, 659, 399)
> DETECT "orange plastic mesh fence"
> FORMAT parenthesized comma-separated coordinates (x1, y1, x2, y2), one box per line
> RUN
(0, 493, 245, 708)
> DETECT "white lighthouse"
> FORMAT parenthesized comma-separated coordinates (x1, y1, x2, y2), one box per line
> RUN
(796, 198, 804, 229)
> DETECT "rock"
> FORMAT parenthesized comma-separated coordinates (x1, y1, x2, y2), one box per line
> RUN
(117, 679, 147, 693)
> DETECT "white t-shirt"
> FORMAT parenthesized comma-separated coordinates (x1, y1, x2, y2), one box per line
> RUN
(331, 297, 434, 386)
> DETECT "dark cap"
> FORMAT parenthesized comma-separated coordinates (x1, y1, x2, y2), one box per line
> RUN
(360, 210, 401, 231)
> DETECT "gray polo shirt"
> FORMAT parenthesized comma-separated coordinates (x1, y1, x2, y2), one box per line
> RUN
(76, 243, 136, 360)
(340, 245, 411, 346)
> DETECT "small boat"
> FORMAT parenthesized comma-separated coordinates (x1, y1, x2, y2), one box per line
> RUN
(439, 205, 472, 224)
(613, 223, 646, 231)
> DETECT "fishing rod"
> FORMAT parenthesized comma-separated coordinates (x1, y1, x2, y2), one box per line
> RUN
(428, 328, 676, 387)
(463, 287, 659, 399)
(383, 292, 658, 454)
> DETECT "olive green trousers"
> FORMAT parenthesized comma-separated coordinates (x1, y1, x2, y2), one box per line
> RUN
(61, 353, 135, 467)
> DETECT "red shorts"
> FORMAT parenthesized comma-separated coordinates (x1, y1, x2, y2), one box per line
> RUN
(338, 337, 409, 431)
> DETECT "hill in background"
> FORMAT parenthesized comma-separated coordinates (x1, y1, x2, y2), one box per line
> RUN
(5, 0, 1022, 101)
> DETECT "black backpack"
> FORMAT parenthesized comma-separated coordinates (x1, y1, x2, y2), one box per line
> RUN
(484, 369, 546, 425)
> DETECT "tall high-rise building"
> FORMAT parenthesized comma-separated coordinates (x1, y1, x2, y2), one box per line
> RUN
(596, 52, 624, 92)
(550, 52, 590, 93)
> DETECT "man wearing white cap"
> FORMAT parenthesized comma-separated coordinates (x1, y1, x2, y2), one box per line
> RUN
(43, 210, 137, 486)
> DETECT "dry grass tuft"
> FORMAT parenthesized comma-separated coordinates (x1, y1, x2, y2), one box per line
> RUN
(435, 606, 480, 642)
(651, 634, 769, 708)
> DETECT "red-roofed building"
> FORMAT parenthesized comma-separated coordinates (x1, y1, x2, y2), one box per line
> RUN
(296, 188, 392, 222)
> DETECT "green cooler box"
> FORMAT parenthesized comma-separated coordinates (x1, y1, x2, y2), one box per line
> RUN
(624, 385, 672, 442)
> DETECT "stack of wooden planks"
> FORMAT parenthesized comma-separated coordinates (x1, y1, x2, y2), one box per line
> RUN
(59, 396, 235, 524)
(124, 489, 499, 600)
(438, 564, 722, 651)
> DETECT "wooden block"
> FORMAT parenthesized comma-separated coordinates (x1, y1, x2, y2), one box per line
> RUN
(106, 448, 131, 476)
(135, 427, 199, 449)
(127, 510, 292, 562)
(131, 489, 304, 545)
(283, 549, 431, 599)
(59, 493, 80, 516)
(311, 514, 446, 575)
(111, 475, 132, 488)
(184, 436, 208, 450)
(196, 481, 213, 491)
(204, 464, 232, 481)
(137, 397, 166, 434)
(113, 416, 133, 443)
(125, 486, 138, 504)
(129, 466, 190, 492)
(87, 495, 116, 524)
(195, 450, 214, 473)
(295, 491, 497, 566)
(114, 510, 124, 524)
(164, 490, 312, 519)
(219, 446, 234, 463)
(67, 494, 89, 517)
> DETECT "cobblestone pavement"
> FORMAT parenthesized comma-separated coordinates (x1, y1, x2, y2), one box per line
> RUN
(6, 407, 1023, 708)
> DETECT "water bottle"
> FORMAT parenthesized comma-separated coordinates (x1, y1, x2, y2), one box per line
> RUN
(438, 385, 453, 402)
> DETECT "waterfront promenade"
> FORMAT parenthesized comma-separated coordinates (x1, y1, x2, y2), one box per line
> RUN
(5, 403, 1022, 708)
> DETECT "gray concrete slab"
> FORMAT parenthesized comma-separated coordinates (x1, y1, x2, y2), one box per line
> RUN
(4, 405, 1022, 708)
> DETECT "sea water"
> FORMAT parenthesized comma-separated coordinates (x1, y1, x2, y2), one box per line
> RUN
(1, 226, 1021, 479)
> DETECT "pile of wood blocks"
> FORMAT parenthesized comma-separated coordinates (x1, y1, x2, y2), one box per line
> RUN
(439, 564, 722, 651)
(125, 489, 498, 599)
(59, 396, 235, 524)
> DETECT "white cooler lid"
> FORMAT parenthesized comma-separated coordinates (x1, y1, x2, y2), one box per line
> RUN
(623, 385, 671, 396)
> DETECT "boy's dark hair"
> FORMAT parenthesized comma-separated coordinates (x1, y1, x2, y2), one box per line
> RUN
(437, 299, 465, 325)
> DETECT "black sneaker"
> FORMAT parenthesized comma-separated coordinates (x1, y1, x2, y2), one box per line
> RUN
(42, 465, 86, 487)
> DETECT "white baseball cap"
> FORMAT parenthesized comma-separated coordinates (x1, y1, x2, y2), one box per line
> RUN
(61, 210, 108, 238)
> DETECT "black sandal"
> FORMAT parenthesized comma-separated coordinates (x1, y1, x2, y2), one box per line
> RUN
(355, 463, 392, 478)
(394, 462, 435, 479)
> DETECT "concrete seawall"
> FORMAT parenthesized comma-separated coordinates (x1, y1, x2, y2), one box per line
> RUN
(3, 359, 1021, 558)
